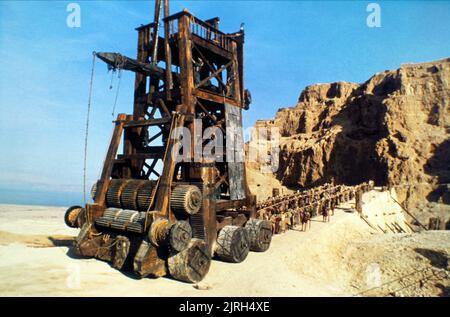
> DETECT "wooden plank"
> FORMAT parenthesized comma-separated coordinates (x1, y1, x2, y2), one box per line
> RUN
(201, 163, 217, 255)
(122, 114, 134, 178)
(177, 14, 194, 114)
(154, 114, 185, 220)
(129, 26, 151, 178)
(150, 0, 162, 64)
(162, 9, 192, 23)
(133, 28, 149, 119)
(116, 152, 164, 160)
(235, 34, 245, 106)
(163, 0, 173, 100)
(95, 113, 127, 207)
(193, 89, 239, 107)
(135, 22, 155, 31)
(215, 199, 246, 211)
(123, 117, 171, 128)
(191, 35, 233, 60)
(230, 41, 242, 104)
(195, 61, 232, 90)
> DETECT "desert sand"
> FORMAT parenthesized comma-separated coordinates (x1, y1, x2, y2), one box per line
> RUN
(0, 191, 448, 297)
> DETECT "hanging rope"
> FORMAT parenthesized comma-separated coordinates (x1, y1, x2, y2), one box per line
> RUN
(111, 69, 122, 117)
(83, 52, 96, 204)
(109, 69, 115, 90)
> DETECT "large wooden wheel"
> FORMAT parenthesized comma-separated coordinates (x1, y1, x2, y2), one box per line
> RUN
(215, 225, 250, 263)
(168, 238, 211, 283)
(171, 185, 202, 215)
(112, 235, 131, 271)
(64, 205, 83, 228)
(169, 220, 192, 252)
(245, 219, 272, 252)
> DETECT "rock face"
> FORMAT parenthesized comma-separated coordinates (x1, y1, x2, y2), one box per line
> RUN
(248, 58, 450, 214)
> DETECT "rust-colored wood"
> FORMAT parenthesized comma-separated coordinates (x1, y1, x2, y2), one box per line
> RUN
(192, 44, 227, 90)
(154, 114, 185, 220)
(134, 29, 149, 119)
(117, 152, 164, 160)
(215, 199, 247, 211)
(191, 35, 233, 59)
(86, 203, 104, 223)
(122, 114, 134, 178)
(74, 6, 253, 280)
(193, 89, 239, 107)
(201, 163, 217, 255)
(94, 113, 127, 207)
(150, 0, 162, 64)
(177, 14, 194, 114)
(194, 61, 232, 90)
(123, 117, 172, 128)
(230, 41, 241, 104)
(163, 0, 173, 100)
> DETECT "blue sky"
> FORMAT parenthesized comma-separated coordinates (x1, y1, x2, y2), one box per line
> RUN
(0, 0, 449, 206)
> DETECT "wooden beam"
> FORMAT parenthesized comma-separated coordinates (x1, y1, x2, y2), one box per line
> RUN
(154, 114, 185, 220)
(95, 113, 127, 208)
(117, 152, 164, 160)
(230, 41, 242, 104)
(193, 89, 239, 107)
(177, 14, 194, 114)
(201, 164, 217, 255)
(163, 0, 173, 100)
(191, 35, 233, 60)
(150, 0, 162, 64)
(195, 61, 232, 90)
(123, 117, 171, 128)
(216, 199, 247, 211)
(147, 130, 163, 143)
(193, 44, 227, 90)
(214, 172, 228, 190)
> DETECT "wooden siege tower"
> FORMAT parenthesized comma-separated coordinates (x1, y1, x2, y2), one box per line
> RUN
(64, 0, 272, 283)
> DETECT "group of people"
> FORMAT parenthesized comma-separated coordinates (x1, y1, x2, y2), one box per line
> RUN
(256, 181, 374, 234)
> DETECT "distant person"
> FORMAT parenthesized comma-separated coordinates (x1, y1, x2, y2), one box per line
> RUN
(355, 188, 363, 214)
(302, 209, 311, 231)
(322, 201, 330, 222)
(192, 56, 204, 85)
(330, 197, 336, 216)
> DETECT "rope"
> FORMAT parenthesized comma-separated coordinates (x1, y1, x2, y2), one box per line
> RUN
(111, 69, 122, 117)
(83, 52, 96, 204)
(109, 70, 115, 90)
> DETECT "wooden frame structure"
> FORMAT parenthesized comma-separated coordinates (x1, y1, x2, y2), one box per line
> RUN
(66, 4, 261, 283)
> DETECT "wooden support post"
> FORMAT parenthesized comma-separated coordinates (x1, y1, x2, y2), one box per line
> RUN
(194, 61, 232, 90)
(123, 114, 134, 178)
(177, 13, 200, 180)
(150, 0, 162, 65)
(134, 28, 149, 120)
(236, 35, 245, 106)
(177, 13, 194, 114)
(202, 161, 217, 255)
(163, 0, 173, 100)
(154, 114, 185, 221)
(129, 27, 151, 178)
(94, 113, 127, 208)
(230, 41, 241, 104)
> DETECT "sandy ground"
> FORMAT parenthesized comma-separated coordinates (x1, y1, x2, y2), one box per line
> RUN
(0, 193, 448, 297)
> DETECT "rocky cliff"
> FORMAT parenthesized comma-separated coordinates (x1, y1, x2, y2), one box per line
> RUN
(247, 58, 450, 218)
